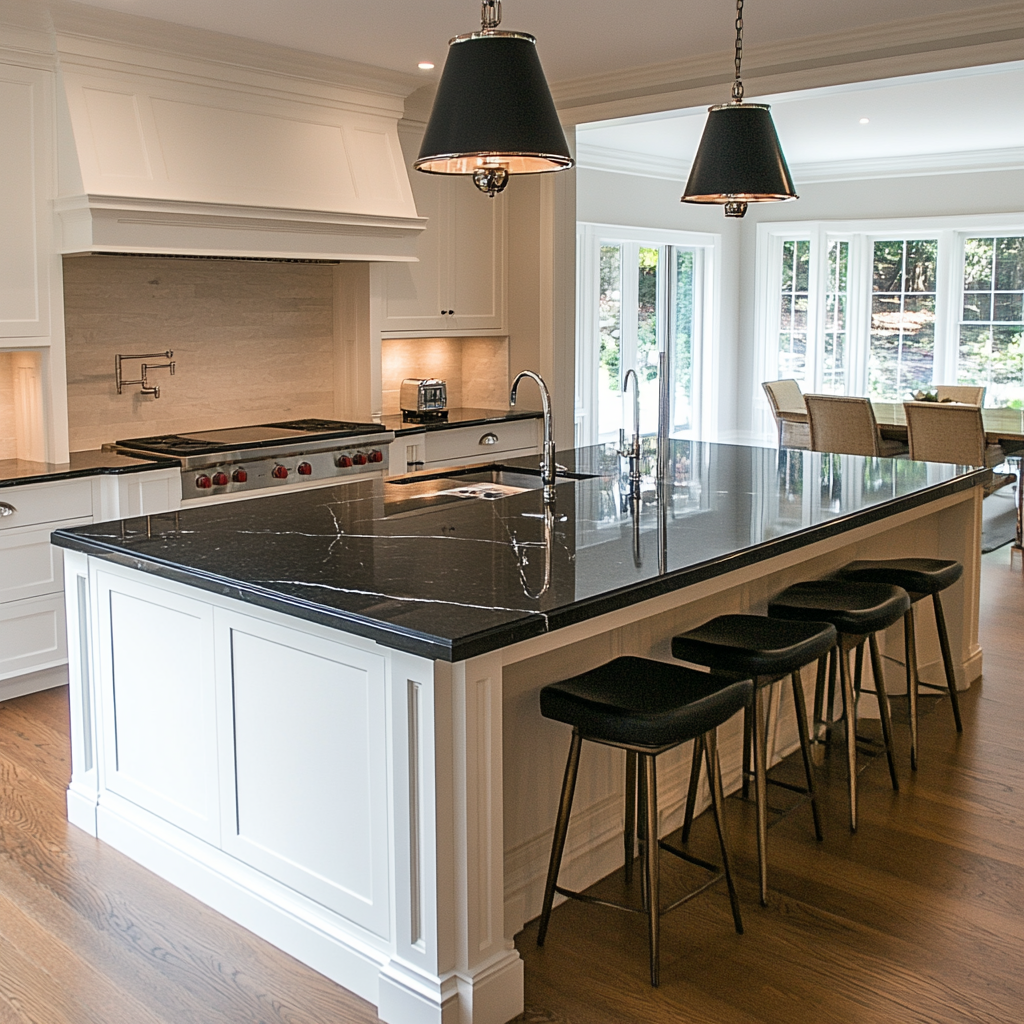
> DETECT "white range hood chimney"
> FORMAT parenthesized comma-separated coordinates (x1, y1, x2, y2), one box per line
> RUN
(52, 5, 426, 261)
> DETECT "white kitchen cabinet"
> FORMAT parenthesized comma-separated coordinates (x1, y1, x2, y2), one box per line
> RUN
(0, 466, 182, 700)
(0, 62, 53, 341)
(379, 170, 506, 336)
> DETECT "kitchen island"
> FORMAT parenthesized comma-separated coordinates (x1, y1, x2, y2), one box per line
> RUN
(53, 441, 986, 1024)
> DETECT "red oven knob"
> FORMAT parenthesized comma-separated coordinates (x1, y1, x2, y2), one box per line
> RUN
(195, 474, 212, 489)
(353, 453, 368, 466)
(232, 468, 248, 483)
(271, 465, 289, 479)
(368, 449, 383, 463)
(211, 472, 228, 486)
(336, 455, 353, 468)
(297, 462, 313, 476)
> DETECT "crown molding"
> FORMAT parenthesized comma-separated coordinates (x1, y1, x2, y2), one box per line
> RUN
(577, 144, 1024, 186)
(49, 1, 423, 101)
(553, 3, 1024, 125)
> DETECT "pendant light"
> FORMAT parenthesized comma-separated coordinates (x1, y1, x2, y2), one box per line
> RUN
(415, 0, 574, 197)
(681, 0, 797, 218)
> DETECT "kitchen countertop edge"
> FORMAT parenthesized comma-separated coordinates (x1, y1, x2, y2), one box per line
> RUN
(1, 451, 180, 488)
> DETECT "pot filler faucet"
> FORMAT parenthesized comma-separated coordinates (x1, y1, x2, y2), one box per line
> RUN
(510, 370, 556, 504)
(617, 368, 642, 488)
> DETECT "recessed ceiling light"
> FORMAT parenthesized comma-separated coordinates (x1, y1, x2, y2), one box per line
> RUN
(418, 62, 435, 70)
(859, 117, 870, 124)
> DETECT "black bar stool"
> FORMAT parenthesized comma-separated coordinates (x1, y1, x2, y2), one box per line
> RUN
(836, 558, 964, 769)
(670, 615, 837, 905)
(537, 657, 751, 987)
(767, 580, 910, 832)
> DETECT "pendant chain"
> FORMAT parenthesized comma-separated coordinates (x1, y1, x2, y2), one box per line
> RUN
(732, 0, 745, 102)
(481, 0, 501, 31)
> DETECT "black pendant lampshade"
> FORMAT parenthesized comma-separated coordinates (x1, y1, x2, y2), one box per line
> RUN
(681, 0, 797, 218)
(682, 102, 797, 217)
(415, 1, 573, 197)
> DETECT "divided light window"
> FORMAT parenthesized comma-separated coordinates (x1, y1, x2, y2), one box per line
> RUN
(764, 225, 1024, 413)
(869, 239, 938, 400)
(959, 237, 1024, 406)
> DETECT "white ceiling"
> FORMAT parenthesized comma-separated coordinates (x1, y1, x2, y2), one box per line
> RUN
(56, 0, 1001, 84)
(576, 62, 1024, 181)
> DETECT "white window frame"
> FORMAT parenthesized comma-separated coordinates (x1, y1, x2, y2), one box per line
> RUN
(576, 222, 720, 447)
(753, 212, 1024, 443)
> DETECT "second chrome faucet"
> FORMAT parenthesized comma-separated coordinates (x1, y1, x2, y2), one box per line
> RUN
(510, 370, 557, 504)
(617, 368, 642, 488)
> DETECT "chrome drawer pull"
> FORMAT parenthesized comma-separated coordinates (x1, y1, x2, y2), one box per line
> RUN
(479, 432, 499, 446)
(0, 502, 16, 517)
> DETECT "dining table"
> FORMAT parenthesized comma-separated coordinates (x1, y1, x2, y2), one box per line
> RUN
(873, 402, 1024, 558)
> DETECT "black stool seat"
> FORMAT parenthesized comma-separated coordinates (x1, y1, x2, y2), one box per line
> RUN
(767, 580, 910, 636)
(672, 614, 837, 678)
(540, 656, 751, 748)
(837, 558, 963, 596)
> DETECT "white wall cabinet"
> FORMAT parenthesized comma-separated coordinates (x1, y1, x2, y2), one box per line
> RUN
(0, 62, 53, 341)
(379, 158, 506, 336)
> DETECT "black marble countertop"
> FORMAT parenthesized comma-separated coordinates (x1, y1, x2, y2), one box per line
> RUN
(51, 442, 986, 661)
(1, 450, 178, 488)
(379, 407, 542, 436)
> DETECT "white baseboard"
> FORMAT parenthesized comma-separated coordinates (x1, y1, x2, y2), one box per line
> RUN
(0, 664, 68, 702)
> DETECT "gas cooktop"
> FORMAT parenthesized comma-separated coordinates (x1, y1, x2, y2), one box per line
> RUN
(116, 419, 386, 457)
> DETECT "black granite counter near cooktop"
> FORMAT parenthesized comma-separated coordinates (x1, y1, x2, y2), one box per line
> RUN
(51, 441, 986, 661)
(1, 450, 178, 488)
(379, 407, 542, 436)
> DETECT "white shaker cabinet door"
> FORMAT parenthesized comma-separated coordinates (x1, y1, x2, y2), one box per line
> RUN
(95, 570, 221, 844)
(214, 610, 391, 938)
(0, 63, 52, 340)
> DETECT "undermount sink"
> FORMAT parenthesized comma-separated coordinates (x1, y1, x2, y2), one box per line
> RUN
(391, 463, 596, 497)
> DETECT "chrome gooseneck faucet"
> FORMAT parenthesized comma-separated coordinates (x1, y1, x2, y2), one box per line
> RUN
(510, 370, 556, 503)
(617, 368, 642, 487)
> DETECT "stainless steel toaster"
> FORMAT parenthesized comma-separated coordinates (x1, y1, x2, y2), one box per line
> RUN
(400, 378, 447, 414)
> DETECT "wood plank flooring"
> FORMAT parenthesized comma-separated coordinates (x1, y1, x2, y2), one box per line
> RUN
(1, 550, 1021, 1023)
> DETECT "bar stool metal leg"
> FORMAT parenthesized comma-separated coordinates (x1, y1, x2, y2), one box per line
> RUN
(867, 634, 900, 792)
(932, 593, 964, 733)
(904, 608, 920, 771)
(642, 753, 660, 987)
(624, 750, 637, 884)
(839, 646, 859, 831)
(790, 670, 823, 841)
(704, 729, 743, 935)
(679, 735, 703, 844)
(537, 729, 582, 947)
(751, 681, 769, 905)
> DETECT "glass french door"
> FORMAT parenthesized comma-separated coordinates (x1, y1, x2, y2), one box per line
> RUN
(594, 241, 700, 444)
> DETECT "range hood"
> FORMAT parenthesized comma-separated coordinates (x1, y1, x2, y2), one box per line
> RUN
(52, 11, 427, 261)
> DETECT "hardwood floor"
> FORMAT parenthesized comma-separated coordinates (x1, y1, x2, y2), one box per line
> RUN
(1, 551, 1021, 1023)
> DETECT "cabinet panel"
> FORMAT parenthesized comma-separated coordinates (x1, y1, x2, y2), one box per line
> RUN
(0, 64, 50, 339)
(97, 571, 219, 842)
(380, 170, 446, 329)
(0, 517, 91, 604)
(423, 419, 541, 467)
(0, 593, 67, 680)
(0, 478, 93, 531)
(217, 613, 390, 937)
(446, 186, 505, 330)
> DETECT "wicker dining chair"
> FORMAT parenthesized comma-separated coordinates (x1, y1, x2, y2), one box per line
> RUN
(904, 401, 1015, 496)
(934, 385, 986, 405)
(805, 394, 908, 458)
(762, 379, 810, 449)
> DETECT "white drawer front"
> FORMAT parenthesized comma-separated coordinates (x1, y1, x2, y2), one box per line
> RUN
(0, 518, 91, 604)
(0, 593, 68, 680)
(0, 478, 93, 531)
(423, 418, 540, 466)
